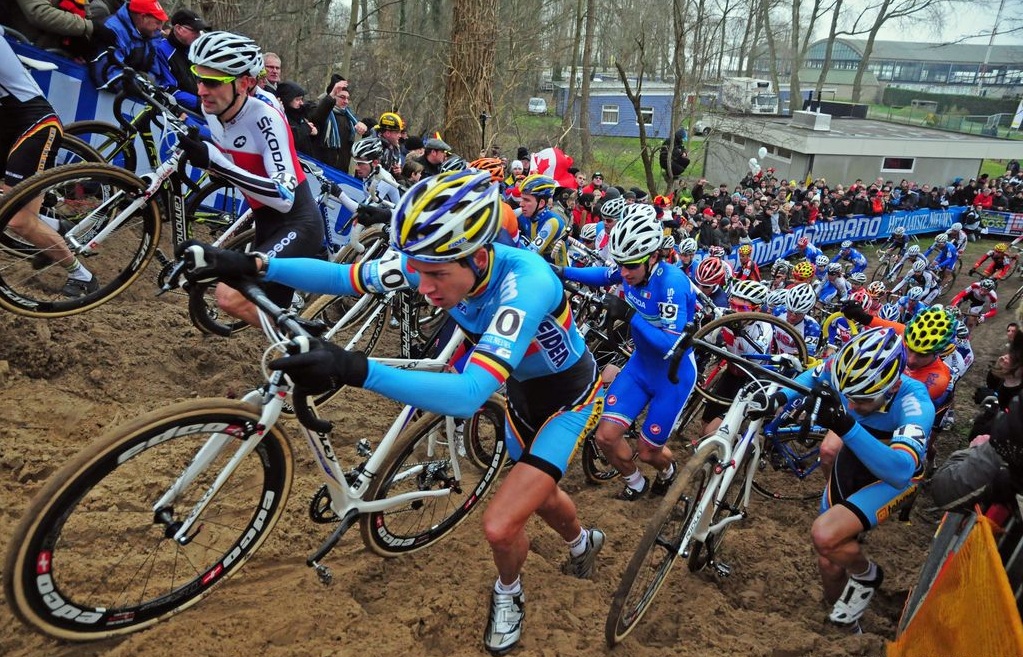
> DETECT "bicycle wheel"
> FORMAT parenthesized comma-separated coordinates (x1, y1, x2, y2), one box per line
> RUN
(1007, 284, 1023, 310)
(0, 162, 161, 318)
(688, 440, 756, 572)
(360, 396, 508, 557)
(186, 228, 255, 336)
(297, 291, 390, 408)
(581, 427, 622, 484)
(936, 260, 962, 298)
(53, 134, 105, 167)
(752, 427, 825, 502)
(692, 312, 808, 405)
(605, 441, 720, 647)
(184, 178, 250, 245)
(871, 258, 893, 282)
(3, 399, 293, 641)
(64, 120, 138, 172)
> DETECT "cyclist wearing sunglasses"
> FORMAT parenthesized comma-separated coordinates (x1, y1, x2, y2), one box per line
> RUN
(557, 204, 697, 501)
(752, 327, 934, 630)
(176, 31, 324, 326)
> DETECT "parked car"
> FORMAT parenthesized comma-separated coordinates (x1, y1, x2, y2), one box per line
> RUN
(527, 97, 548, 115)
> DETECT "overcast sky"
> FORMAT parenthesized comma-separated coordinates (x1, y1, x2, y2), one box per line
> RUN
(869, 0, 1023, 44)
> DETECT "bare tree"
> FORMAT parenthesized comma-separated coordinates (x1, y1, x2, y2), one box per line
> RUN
(613, 44, 658, 193)
(578, 0, 598, 168)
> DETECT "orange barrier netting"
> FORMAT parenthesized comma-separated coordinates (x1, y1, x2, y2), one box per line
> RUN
(888, 514, 1023, 657)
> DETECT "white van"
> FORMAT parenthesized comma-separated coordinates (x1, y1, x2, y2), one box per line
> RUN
(527, 97, 548, 115)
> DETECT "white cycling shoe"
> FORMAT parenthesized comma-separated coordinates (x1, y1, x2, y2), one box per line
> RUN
(829, 565, 884, 626)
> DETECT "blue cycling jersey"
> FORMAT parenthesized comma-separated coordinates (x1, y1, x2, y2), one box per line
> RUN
(839, 248, 868, 274)
(264, 243, 591, 418)
(925, 242, 959, 270)
(782, 365, 935, 489)
(518, 206, 569, 260)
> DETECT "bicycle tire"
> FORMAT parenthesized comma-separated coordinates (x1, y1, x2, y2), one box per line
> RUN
(186, 228, 256, 336)
(937, 260, 962, 298)
(64, 120, 138, 172)
(1007, 284, 1023, 311)
(184, 178, 250, 245)
(53, 134, 106, 167)
(604, 441, 720, 647)
(688, 439, 756, 571)
(360, 396, 507, 557)
(297, 291, 390, 408)
(580, 427, 622, 484)
(3, 399, 293, 641)
(692, 312, 808, 405)
(0, 162, 161, 318)
(752, 427, 825, 502)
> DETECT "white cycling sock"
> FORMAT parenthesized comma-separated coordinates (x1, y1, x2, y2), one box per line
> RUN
(38, 213, 60, 231)
(624, 469, 645, 490)
(851, 560, 877, 582)
(567, 528, 589, 557)
(495, 576, 521, 596)
(657, 462, 676, 481)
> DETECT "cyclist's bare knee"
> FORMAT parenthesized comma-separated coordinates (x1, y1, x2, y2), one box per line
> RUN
(600, 363, 621, 386)
(819, 431, 842, 468)
(594, 420, 627, 451)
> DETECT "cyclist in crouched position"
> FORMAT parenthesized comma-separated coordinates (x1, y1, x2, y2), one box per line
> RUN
(178, 170, 604, 654)
(557, 204, 698, 501)
(752, 328, 935, 629)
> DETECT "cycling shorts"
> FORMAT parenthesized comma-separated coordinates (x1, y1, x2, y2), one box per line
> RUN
(603, 350, 697, 447)
(253, 179, 326, 307)
(822, 447, 918, 530)
(1, 97, 62, 188)
(702, 368, 746, 422)
(504, 350, 603, 482)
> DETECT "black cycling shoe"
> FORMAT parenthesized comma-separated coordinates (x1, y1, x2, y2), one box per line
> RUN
(61, 276, 99, 298)
(616, 477, 649, 501)
(649, 462, 678, 497)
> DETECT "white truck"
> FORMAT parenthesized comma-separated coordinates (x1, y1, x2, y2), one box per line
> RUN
(721, 77, 779, 115)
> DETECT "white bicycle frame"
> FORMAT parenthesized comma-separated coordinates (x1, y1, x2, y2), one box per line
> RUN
(678, 384, 774, 561)
(151, 320, 475, 547)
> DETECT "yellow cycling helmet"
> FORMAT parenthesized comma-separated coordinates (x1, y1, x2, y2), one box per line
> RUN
(995, 242, 1008, 253)
(831, 327, 906, 399)
(903, 307, 956, 355)
(391, 170, 500, 262)
(792, 260, 815, 282)
(519, 174, 557, 199)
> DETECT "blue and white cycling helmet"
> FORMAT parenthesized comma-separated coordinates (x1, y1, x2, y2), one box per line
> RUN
(907, 286, 925, 301)
(678, 237, 698, 255)
(878, 303, 900, 320)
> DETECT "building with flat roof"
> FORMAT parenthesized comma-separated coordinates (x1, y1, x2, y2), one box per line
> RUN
(703, 113, 1019, 188)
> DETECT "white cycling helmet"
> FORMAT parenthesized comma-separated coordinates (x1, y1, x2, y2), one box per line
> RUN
(934, 233, 948, 245)
(608, 205, 662, 263)
(189, 31, 264, 78)
(849, 272, 867, 285)
(878, 302, 900, 320)
(678, 237, 698, 255)
(907, 286, 925, 300)
(840, 240, 853, 250)
(950, 222, 963, 231)
(661, 234, 676, 250)
(352, 138, 384, 161)
(579, 222, 599, 242)
(912, 259, 927, 273)
(391, 170, 500, 262)
(815, 255, 830, 268)
(766, 288, 789, 309)
(826, 262, 843, 275)
(440, 155, 467, 173)
(893, 226, 906, 236)
(907, 245, 921, 257)
(599, 196, 626, 220)
(786, 283, 817, 315)
(730, 279, 768, 306)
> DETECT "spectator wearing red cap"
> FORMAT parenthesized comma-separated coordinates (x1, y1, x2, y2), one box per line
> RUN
(88, 0, 180, 97)
(154, 9, 210, 111)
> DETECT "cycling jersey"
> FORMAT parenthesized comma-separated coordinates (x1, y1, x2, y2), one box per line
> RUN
(891, 270, 936, 296)
(951, 282, 998, 320)
(772, 310, 822, 356)
(881, 234, 909, 256)
(945, 338, 975, 383)
(782, 364, 935, 529)
(263, 243, 602, 478)
(518, 206, 569, 261)
(895, 297, 927, 323)
(972, 250, 1017, 279)
(562, 260, 697, 446)
(839, 248, 868, 274)
(818, 276, 851, 305)
(734, 258, 761, 281)
(947, 230, 968, 254)
(925, 242, 958, 270)
(796, 243, 824, 264)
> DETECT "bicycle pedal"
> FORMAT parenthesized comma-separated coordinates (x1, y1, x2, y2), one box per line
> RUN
(712, 561, 732, 577)
(312, 562, 333, 585)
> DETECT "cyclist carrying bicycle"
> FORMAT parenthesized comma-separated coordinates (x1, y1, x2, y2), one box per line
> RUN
(950, 278, 998, 330)
(179, 170, 605, 654)
(176, 31, 324, 326)
(837, 240, 868, 274)
(970, 242, 1017, 281)
(752, 327, 934, 629)
(0, 33, 98, 297)
(350, 138, 402, 206)
(557, 205, 697, 501)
